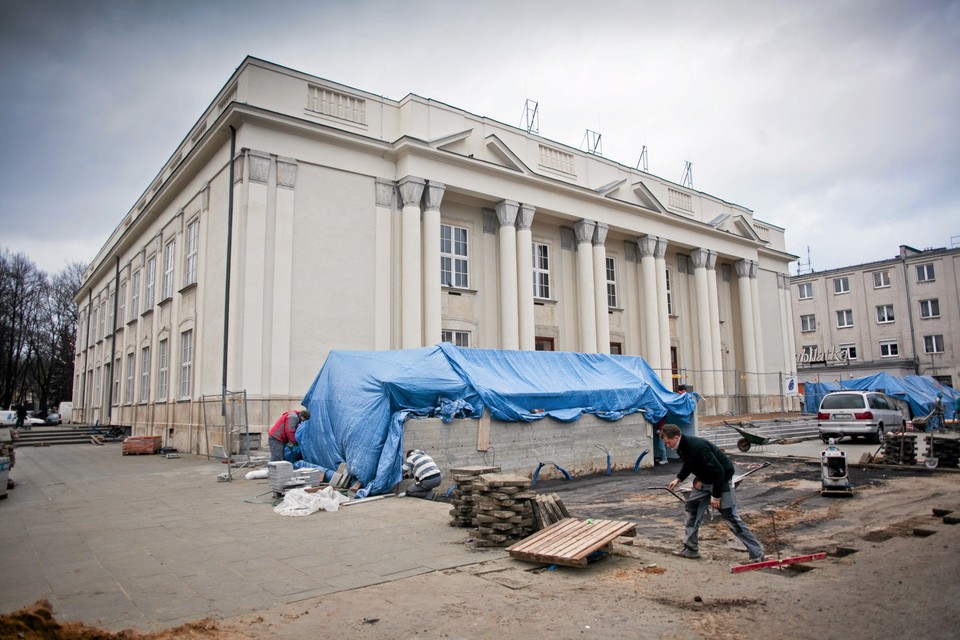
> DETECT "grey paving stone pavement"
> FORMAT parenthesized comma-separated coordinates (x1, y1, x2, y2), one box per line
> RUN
(0, 443, 504, 632)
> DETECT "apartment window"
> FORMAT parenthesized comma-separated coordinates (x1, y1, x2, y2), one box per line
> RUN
(139, 346, 151, 403)
(801, 345, 817, 359)
(532, 243, 551, 299)
(833, 277, 849, 294)
(180, 330, 193, 398)
(184, 219, 199, 285)
(162, 240, 175, 300)
(923, 334, 944, 354)
(838, 343, 858, 361)
(157, 339, 168, 400)
(441, 329, 470, 348)
(876, 304, 895, 324)
(124, 353, 134, 404)
(873, 270, 891, 288)
(440, 224, 469, 288)
(837, 309, 853, 328)
(797, 282, 812, 300)
(118, 282, 127, 325)
(916, 263, 935, 282)
(879, 340, 899, 358)
(800, 314, 816, 332)
(919, 299, 940, 319)
(144, 256, 156, 312)
(606, 257, 618, 308)
(665, 268, 674, 315)
(130, 271, 140, 318)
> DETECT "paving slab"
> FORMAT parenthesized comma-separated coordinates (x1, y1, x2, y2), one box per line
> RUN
(0, 443, 505, 632)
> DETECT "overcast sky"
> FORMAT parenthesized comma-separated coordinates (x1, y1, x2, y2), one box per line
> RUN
(1, 0, 958, 276)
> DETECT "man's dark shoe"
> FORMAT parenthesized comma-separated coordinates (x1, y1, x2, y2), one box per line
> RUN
(673, 546, 701, 559)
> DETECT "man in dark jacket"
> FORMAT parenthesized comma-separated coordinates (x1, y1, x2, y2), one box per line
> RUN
(661, 423, 764, 562)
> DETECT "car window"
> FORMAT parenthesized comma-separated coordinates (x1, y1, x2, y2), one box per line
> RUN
(868, 395, 883, 410)
(821, 394, 866, 410)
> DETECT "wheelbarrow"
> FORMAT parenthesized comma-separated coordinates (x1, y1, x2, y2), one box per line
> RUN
(724, 421, 812, 452)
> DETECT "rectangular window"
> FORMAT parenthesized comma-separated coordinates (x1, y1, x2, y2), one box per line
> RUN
(180, 330, 193, 398)
(873, 270, 891, 288)
(94, 365, 101, 408)
(837, 309, 854, 328)
(606, 257, 618, 308)
(130, 271, 140, 318)
(876, 304, 895, 323)
(916, 263, 935, 282)
(185, 219, 199, 285)
(125, 353, 134, 404)
(113, 358, 121, 404)
(665, 268, 674, 315)
(801, 345, 817, 359)
(99, 300, 106, 338)
(91, 307, 99, 342)
(162, 240, 175, 300)
(441, 329, 470, 347)
(923, 334, 944, 354)
(144, 256, 156, 312)
(532, 243, 551, 299)
(118, 282, 126, 325)
(139, 346, 151, 403)
(833, 277, 850, 294)
(838, 343, 858, 361)
(440, 224, 469, 288)
(797, 282, 812, 300)
(107, 294, 114, 335)
(800, 314, 816, 332)
(157, 339, 168, 400)
(879, 340, 899, 358)
(919, 299, 940, 319)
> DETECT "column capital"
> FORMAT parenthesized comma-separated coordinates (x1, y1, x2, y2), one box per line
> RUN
(636, 235, 658, 258)
(734, 258, 751, 278)
(654, 236, 668, 259)
(495, 200, 519, 227)
(375, 179, 396, 208)
(517, 204, 535, 230)
(277, 158, 297, 188)
(592, 222, 609, 246)
(424, 181, 446, 211)
(749, 260, 758, 279)
(574, 219, 596, 245)
(691, 248, 710, 269)
(398, 176, 426, 207)
(706, 250, 718, 271)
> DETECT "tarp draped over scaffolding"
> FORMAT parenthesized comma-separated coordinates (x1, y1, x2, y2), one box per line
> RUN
(803, 373, 959, 419)
(298, 344, 698, 498)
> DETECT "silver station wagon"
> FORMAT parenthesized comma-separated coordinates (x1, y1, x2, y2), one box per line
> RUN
(817, 391, 908, 444)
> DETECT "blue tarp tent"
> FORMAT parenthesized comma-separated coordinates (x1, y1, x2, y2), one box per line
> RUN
(297, 344, 698, 498)
(803, 373, 959, 420)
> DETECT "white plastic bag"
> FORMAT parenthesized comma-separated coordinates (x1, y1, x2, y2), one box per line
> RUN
(245, 469, 269, 480)
(272, 486, 350, 517)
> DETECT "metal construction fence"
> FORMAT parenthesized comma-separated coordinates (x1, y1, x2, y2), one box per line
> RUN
(649, 367, 804, 415)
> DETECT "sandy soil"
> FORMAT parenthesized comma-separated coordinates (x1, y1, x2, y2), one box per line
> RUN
(3, 456, 958, 640)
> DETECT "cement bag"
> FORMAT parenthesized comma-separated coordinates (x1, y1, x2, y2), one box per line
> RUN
(273, 486, 349, 517)
(245, 469, 269, 480)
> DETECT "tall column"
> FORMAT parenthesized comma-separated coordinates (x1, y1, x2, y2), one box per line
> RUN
(496, 200, 520, 350)
(691, 249, 715, 395)
(654, 237, 671, 383)
(399, 176, 425, 349)
(707, 251, 724, 394)
(422, 181, 445, 347)
(374, 180, 395, 350)
(636, 235, 661, 372)
(516, 204, 536, 350)
(749, 261, 766, 396)
(735, 259, 759, 401)
(574, 220, 597, 353)
(592, 223, 611, 354)
(777, 275, 793, 379)
(782, 274, 798, 374)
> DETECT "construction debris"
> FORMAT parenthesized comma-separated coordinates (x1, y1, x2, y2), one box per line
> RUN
(883, 434, 918, 465)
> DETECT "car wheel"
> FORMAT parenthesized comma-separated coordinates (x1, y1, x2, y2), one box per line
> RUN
(873, 426, 884, 444)
(821, 435, 830, 444)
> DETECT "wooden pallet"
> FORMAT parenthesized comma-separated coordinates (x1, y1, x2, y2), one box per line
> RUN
(507, 517, 636, 568)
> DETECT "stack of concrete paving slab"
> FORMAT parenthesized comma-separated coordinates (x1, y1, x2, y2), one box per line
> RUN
(121, 436, 161, 455)
(448, 465, 501, 527)
(473, 472, 536, 548)
(268, 461, 294, 493)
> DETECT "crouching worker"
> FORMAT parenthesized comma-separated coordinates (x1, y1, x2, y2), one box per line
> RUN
(661, 423, 765, 563)
(268, 408, 310, 462)
(402, 449, 441, 499)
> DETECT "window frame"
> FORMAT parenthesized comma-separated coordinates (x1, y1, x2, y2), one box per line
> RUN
(118, 282, 127, 326)
(184, 219, 199, 286)
(873, 270, 891, 288)
(797, 282, 812, 300)
(833, 276, 850, 294)
(440, 223, 470, 289)
(441, 329, 471, 348)
(838, 342, 858, 361)
(144, 256, 156, 312)
(157, 338, 168, 400)
(532, 242, 551, 299)
(139, 346, 151, 404)
(800, 314, 816, 332)
(919, 298, 940, 319)
(180, 330, 194, 399)
(923, 334, 944, 354)
(879, 340, 899, 358)
(876, 304, 895, 324)
(916, 263, 935, 283)
(606, 256, 618, 308)
(113, 358, 121, 404)
(130, 270, 140, 319)
(836, 309, 854, 328)
(124, 353, 135, 404)
(162, 240, 175, 300)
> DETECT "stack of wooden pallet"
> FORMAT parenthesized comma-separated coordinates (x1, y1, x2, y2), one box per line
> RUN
(473, 472, 536, 548)
(531, 493, 571, 530)
(447, 465, 501, 528)
(121, 436, 161, 455)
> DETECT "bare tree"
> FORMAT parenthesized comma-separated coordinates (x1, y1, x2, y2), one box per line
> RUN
(0, 250, 44, 408)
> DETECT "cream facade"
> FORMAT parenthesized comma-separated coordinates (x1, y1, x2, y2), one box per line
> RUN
(791, 245, 960, 388)
(74, 57, 799, 449)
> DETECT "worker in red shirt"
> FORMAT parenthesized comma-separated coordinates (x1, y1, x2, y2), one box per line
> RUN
(268, 408, 310, 462)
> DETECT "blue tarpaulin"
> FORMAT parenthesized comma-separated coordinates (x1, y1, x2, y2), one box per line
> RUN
(803, 373, 959, 419)
(297, 344, 698, 498)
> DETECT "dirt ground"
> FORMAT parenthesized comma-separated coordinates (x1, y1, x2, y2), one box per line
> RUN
(3, 455, 959, 640)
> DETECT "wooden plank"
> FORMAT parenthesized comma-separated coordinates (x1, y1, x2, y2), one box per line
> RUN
(508, 518, 580, 554)
(476, 409, 490, 452)
(507, 518, 636, 568)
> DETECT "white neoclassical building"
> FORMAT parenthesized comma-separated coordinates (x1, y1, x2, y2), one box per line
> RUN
(74, 57, 799, 447)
